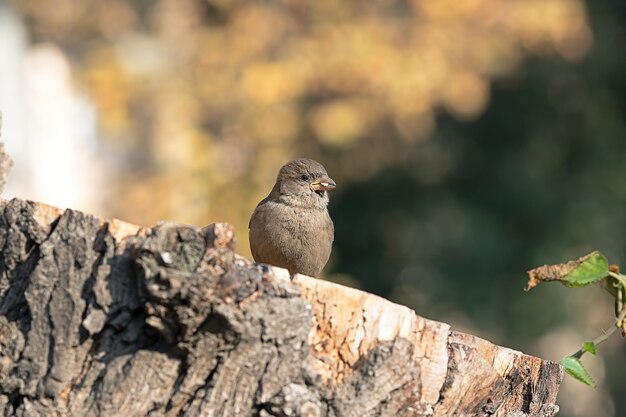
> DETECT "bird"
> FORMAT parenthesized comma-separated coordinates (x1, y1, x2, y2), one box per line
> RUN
(249, 158, 336, 277)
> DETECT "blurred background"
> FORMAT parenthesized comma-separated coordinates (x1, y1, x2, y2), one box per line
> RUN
(0, 0, 624, 415)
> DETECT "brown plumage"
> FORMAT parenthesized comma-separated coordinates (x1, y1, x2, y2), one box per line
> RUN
(249, 158, 336, 277)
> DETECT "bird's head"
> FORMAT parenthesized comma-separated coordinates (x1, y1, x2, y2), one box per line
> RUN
(275, 158, 336, 209)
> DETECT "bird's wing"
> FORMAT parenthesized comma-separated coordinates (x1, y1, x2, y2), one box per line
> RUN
(248, 195, 273, 229)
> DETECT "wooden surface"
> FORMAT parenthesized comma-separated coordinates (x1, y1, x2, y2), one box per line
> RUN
(0, 199, 562, 417)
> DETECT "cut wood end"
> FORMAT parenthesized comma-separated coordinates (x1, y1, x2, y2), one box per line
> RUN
(291, 274, 562, 411)
(106, 218, 145, 241)
(293, 274, 450, 403)
(31, 200, 64, 227)
(10, 199, 145, 241)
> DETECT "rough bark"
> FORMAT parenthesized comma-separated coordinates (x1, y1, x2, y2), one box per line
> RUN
(0, 198, 562, 417)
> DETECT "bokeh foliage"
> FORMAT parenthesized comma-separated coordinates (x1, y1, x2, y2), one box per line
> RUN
(13, 0, 591, 235)
(11, 0, 626, 415)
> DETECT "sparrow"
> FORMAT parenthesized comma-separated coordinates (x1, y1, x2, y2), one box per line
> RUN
(249, 158, 336, 277)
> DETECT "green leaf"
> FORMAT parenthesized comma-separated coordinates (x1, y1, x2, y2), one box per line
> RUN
(582, 342, 597, 355)
(562, 251, 609, 288)
(561, 356, 596, 387)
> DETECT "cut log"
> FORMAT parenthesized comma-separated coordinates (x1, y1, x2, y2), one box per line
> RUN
(0, 198, 562, 417)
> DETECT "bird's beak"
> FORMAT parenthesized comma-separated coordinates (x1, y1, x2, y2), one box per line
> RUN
(310, 176, 337, 191)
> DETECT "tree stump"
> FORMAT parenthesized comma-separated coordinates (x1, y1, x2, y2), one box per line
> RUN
(0, 198, 562, 417)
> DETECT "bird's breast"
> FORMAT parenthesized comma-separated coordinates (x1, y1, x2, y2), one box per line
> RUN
(249, 200, 333, 276)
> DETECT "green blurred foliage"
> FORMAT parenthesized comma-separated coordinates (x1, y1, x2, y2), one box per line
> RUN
(11, 0, 626, 415)
(332, 3, 626, 414)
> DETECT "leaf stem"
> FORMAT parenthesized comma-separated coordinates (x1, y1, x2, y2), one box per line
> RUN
(571, 306, 626, 359)
(608, 271, 626, 288)
(608, 271, 626, 322)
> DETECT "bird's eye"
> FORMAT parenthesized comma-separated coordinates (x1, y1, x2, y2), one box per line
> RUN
(300, 174, 310, 181)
